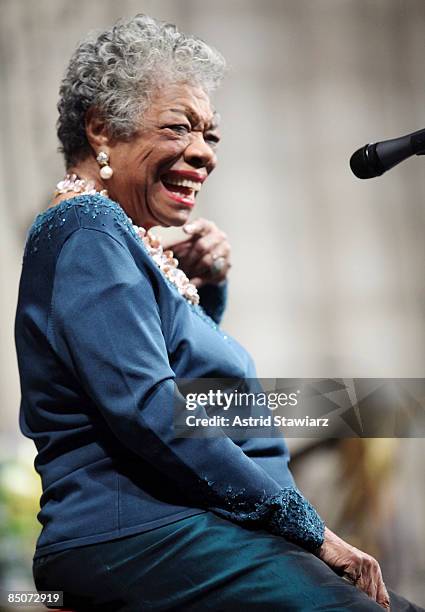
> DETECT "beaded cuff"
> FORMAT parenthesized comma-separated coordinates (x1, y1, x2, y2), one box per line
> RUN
(267, 488, 325, 552)
(214, 486, 325, 552)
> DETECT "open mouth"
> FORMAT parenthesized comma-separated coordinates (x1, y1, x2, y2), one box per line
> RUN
(160, 171, 204, 207)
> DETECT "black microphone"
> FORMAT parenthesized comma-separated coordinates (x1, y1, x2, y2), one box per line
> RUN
(350, 127, 425, 179)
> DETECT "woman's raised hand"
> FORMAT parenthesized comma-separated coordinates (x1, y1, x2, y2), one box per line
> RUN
(164, 218, 232, 287)
(317, 527, 391, 609)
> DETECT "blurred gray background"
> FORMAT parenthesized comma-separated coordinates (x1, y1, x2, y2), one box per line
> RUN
(0, 0, 424, 605)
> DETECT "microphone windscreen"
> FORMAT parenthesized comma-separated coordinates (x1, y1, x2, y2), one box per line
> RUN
(350, 146, 378, 179)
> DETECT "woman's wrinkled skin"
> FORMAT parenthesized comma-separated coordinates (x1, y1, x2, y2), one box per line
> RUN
(318, 527, 390, 609)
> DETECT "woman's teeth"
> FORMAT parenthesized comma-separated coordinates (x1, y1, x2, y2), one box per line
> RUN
(164, 177, 202, 192)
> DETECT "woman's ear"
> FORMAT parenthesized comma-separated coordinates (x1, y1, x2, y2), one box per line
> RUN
(85, 107, 111, 151)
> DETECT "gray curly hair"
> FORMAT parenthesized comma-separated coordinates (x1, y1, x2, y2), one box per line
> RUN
(57, 14, 226, 167)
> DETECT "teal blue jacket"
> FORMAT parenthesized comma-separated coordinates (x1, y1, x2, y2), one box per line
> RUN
(15, 194, 324, 559)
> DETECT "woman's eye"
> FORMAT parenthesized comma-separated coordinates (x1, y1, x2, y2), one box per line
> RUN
(168, 124, 190, 135)
(205, 133, 220, 146)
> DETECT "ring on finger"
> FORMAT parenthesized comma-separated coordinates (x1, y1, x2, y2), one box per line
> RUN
(210, 256, 226, 276)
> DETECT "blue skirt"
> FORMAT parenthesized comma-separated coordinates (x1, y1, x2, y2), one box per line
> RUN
(33, 512, 423, 611)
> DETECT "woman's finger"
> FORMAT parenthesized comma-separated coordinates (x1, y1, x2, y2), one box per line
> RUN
(182, 236, 229, 272)
(375, 568, 391, 609)
(192, 233, 226, 258)
(377, 584, 391, 609)
(189, 277, 203, 288)
(191, 248, 230, 274)
(212, 242, 231, 260)
(183, 218, 214, 237)
(357, 557, 388, 606)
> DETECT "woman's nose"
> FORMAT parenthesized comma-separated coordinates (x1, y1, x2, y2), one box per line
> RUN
(184, 133, 216, 169)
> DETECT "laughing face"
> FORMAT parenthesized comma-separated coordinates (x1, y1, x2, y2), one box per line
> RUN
(104, 83, 220, 229)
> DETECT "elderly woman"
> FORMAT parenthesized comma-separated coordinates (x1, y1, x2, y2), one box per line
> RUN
(14, 14, 422, 612)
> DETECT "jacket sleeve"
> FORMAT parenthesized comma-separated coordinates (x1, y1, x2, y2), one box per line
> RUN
(49, 227, 325, 552)
(198, 281, 228, 324)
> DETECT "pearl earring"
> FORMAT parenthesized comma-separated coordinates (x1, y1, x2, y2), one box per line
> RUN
(96, 151, 113, 180)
